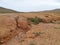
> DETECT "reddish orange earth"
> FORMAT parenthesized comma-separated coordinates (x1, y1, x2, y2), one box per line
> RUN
(0, 13, 60, 45)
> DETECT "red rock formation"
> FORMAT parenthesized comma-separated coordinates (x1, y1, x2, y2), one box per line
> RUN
(0, 15, 30, 44)
(17, 16, 30, 31)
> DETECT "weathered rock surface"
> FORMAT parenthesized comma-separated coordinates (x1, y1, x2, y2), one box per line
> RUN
(0, 15, 30, 44)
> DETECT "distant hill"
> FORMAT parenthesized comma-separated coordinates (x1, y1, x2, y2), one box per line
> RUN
(0, 7, 60, 15)
(27, 9, 60, 16)
(0, 7, 20, 13)
(42, 9, 60, 15)
(50, 9, 60, 15)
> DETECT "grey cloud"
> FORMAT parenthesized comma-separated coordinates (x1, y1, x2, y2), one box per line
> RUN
(54, 0, 60, 2)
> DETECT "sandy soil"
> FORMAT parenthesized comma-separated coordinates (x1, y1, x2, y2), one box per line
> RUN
(0, 13, 60, 45)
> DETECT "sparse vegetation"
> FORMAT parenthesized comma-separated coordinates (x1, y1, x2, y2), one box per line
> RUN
(29, 43, 35, 45)
(54, 27, 60, 29)
(54, 21, 60, 24)
(29, 42, 35, 45)
(32, 32, 43, 37)
(45, 15, 49, 17)
(27, 16, 43, 25)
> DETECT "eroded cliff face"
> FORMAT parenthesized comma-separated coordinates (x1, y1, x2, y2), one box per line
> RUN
(0, 15, 30, 44)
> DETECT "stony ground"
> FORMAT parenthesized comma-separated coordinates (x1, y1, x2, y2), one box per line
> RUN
(0, 13, 60, 45)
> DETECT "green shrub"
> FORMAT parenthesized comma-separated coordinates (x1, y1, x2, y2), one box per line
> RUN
(27, 16, 43, 25)
(29, 42, 35, 45)
(32, 32, 42, 36)
(29, 43, 35, 45)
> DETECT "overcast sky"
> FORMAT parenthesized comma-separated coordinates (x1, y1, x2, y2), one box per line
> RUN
(0, 0, 60, 12)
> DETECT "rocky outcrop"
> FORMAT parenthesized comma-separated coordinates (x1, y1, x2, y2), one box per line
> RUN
(0, 15, 30, 44)
(16, 16, 30, 31)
